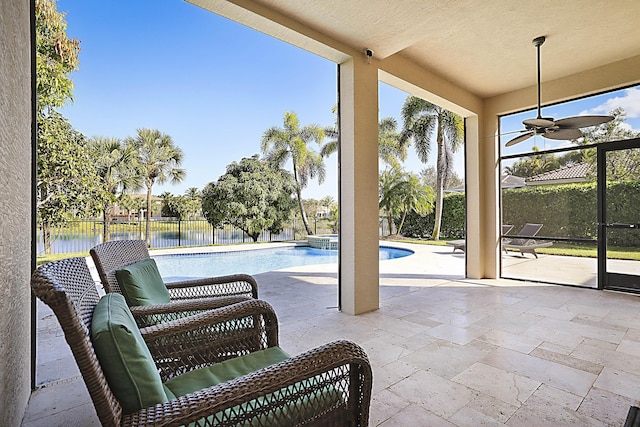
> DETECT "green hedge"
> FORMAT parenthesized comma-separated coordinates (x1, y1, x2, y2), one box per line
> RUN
(399, 181, 640, 246)
(401, 193, 465, 239)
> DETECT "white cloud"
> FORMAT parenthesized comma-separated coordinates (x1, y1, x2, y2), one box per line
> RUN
(582, 87, 640, 118)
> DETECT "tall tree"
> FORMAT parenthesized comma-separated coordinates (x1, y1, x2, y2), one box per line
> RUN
(37, 111, 101, 253)
(396, 173, 435, 235)
(201, 155, 296, 242)
(118, 194, 144, 222)
(261, 112, 326, 235)
(321, 115, 407, 168)
(320, 196, 335, 217)
(88, 137, 141, 242)
(185, 187, 201, 200)
(420, 166, 464, 191)
(503, 146, 560, 178)
(35, 0, 100, 254)
(35, 0, 80, 114)
(126, 128, 185, 246)
(400, 96, 464, 240)
(378, 117, 407, 168)
(379, 167, 407, 236)
(579, 108, 640, 181)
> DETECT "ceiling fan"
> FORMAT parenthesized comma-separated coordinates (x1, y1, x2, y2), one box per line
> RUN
(505, 36, 614, 147)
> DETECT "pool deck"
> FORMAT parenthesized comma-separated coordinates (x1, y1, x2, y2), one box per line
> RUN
(24, 241, 640, 426)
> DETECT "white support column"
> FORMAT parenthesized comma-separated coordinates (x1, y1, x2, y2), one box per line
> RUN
(338, 57, 380, 315)
(465, 114, 500, 279)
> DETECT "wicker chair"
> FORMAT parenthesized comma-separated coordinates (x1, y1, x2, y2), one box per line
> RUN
(32, 257, 373, 426)
(90, 240, 259, 326)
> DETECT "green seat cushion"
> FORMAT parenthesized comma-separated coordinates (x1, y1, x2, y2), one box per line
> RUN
(164, 347, 345, 426)
(91, 293, 169, 414)
(115, 258, 170, 306)
(164, 347, 291, 397)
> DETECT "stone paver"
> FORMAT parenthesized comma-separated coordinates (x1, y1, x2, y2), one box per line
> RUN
(24, 242, 640, 426)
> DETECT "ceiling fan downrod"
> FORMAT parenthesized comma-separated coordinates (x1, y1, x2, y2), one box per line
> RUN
(533, 36, 545, 121)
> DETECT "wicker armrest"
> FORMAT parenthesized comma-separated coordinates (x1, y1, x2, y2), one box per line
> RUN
(123, 340, 373, 427)
(165, 273, 259, 300)
(128, 295, 252, 328)
(141, 299, 279, 380)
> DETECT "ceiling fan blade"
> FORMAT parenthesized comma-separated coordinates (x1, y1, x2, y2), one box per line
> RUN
(506, 131, 534, 146)
(523, 117, 555, 128)
(553, 115, 614, 128)
(543, 128, 582, 140)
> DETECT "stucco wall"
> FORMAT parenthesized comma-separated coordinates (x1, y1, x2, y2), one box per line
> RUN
(0, 0, 33, 424)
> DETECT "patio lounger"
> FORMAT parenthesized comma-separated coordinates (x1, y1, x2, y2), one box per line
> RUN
(503, 223, 553, 258)
(446, 225, 514, 253)
(446, 240, 466, 252)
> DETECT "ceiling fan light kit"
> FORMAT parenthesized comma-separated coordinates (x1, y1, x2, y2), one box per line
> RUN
(505, 36, 614, 147)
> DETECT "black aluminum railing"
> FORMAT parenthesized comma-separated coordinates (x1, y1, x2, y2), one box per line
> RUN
(37, 218, 336, 255)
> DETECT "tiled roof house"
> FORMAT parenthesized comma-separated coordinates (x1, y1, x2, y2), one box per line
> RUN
(525, 162, 592, 186)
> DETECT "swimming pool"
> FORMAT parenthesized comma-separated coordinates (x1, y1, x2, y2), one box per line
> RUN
(154, 245, 413, 280)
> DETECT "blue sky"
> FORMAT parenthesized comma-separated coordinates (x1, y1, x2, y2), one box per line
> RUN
(58, 1, 639, 198)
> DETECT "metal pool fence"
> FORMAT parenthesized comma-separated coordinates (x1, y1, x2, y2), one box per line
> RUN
(36, 218, 336, 255)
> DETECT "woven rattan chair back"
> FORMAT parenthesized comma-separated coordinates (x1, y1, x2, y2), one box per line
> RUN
(31, 257, 122, 426)
(90, 239, 150, 294)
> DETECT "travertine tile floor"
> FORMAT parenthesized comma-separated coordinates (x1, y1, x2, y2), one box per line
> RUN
(23, 242, 640, 426)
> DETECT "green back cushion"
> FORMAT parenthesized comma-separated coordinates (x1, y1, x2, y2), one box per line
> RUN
(115, 258, 170, 306)
(91, 293, 169, 414)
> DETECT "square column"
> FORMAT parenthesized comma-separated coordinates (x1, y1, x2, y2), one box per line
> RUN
(465, 114, 500, 279)
(338, 58, 379, 315)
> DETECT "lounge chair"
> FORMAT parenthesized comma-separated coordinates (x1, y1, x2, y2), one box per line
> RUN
(446, 225, 514, 253)
(90, 240, 259, 327)
(31, 257, 373, 426)
(503, 223, 553, 258)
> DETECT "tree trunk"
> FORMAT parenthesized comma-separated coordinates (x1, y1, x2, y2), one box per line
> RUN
(42, 222, 52, 255)
(432, 125, 445, 240)
(103, 202, 113, 243)
(397, 210, 408, 235)
(386, 212, 395, 235)
(291, 161, 313, 236)
(296, 185, 313, 235)
(145, 186, 152, 247)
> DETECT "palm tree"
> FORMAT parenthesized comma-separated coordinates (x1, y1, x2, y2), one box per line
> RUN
(261, 111, 325, 235)
(185, 187, 201, 200)
(320, 104, 339, 158)
(320, 112, 407, 168)
(378, 117, 407, 168)
(88, 136, 141, 242)
(126, 128, 185, 246)
(378, 167, 406, 236)
(117, 194, 143, 222)
(400, 96, 463, 240)
(396, 173, 434, 235)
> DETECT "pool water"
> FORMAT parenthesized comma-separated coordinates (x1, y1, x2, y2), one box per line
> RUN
(154, 246, 413, 280)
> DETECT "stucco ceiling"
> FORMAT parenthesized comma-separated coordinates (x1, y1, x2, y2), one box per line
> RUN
(193, 0, 640, 99)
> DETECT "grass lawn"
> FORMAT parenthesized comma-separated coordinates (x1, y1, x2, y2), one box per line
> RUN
(389, 237, 640, 261)
(36, 251, 89, 265)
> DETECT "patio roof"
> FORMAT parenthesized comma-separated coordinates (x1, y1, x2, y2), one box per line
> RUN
(189, 0, 640, 101)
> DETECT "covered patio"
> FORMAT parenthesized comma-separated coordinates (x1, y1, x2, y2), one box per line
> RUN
(22, 243, 640, 427)
(3, 1, 640, 425)
(24, 243, 640, 425)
